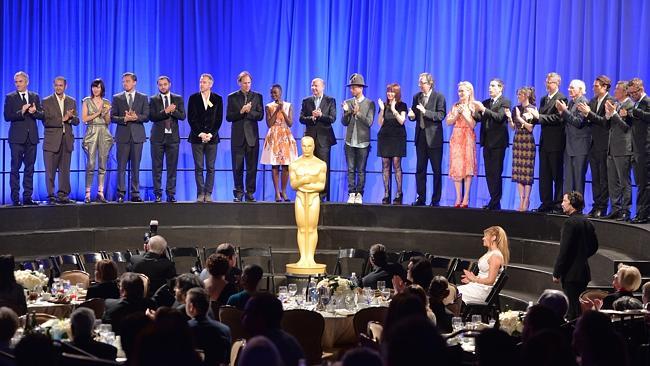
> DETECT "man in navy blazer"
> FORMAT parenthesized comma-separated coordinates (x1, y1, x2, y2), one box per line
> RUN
(111, 72, 149, 202)
(149, 76, 186, 203)
(626, 78, 650, 223)
(558, 80, 591, 196)
(407, 72, 446, 206)
(473, 79, 511, 210)
(3, 71, 44, 206)
(226, 71, 264, 202)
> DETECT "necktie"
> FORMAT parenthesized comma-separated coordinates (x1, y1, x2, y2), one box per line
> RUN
(163, 95, 171, 130)
(419, 94, 427, 129)
(127, 93, 133, 109)
(20, 93, 27, 105)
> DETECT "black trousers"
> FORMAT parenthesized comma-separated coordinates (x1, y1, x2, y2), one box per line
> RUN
(117, 142, 143, 197)
(539, 149, 564, 209)
(483, 146, 506, 208)
(191, 143, 217, 195)
(232, 142, 259, 195)
(589, 149, 609, 210)
(10, 142, 37, 202)
(43, 139, 72, 199)
(562, 280, 587, 320)
(415, 132, 443, 204)
(315, 140, 332, 201)
(151, 135, 179, 196)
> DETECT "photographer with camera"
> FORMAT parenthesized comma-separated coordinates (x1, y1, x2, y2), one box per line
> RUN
(128, 225, 176, 296)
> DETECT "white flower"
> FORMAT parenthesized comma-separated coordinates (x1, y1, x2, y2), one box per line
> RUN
(14, 270, 48, 289)
(499, 310, 524, 335)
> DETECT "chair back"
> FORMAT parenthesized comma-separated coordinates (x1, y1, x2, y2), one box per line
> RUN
(78, 298, 106, 319)
(137, 273, 150, 297)
(35, 257, 60, 277)
(60, 270, 91, 289)
(20, 313, 57, 326)
(281, 309, 325, 365)
(398, 250, 424, 268)
(429, 256, 453, 277)
(448, 259, 477, 284)
(170, 246, 202, 274)
(484, 271, 509, 306)
(203, 246, 219, 268)
(238, 246, 276, 293)
(59, 352, 121, 365)
(579, 289, 609, 313)
(56, 254, 84, 272)
(107, 252, 129, 275)
(352, 307, 388, 340)
(334, 248, 369, 277)
(230, 339, 246, 366)
(80, 253, 105, 281)
(367, 321, 383, 342)
(218, 305, 249, 341)
(20, 261, 36, 271)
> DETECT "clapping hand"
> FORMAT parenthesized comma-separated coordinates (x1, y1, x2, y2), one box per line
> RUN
(577, 102, 590, 116)
(407, 109, 416, 119)
(555, 100, 568, 113)
(391, 275, 406, 294)
(63, 109, 75, 121)
(342, 101, 350, 112)
(164, 103, 177, 114)
(504, 107, 512, 120)
(473, 100, 486, 112)
(240, 102, 252, 114)
(21, 103, 30, 114)
(377, 98, 385, 110)
(27, 103, 37, 114)
(460, 269, 475, 284)
(620, 108, 628, 118)
(526, 107, 539, 120)
(416, 103, 426, 113)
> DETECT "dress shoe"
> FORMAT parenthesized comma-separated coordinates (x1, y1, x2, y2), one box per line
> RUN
(12, 201, 22, 207)
(57, 197, 72, 204)
(23, 199, 39, 206)
(131, 196, 143, 203)
(48, 197, 58, 205)
(96, 194, 107, 203)
(616, 212, 630, 222)
(429, 201, 440, 207)
(381, 196, 391, 205)
(233, 194, 243, 203)
(411, 198, 425, 206)
(245, 193, 256, 202)
(154, 195, 162, 203)
(532, 205, 550, 213)
(602, 211, 621, 220)
(392, 193, 403, 205)
(167, 195, 177, 203)
(631, 216, 648, 224)
(117, 196, 125, 203)
(588, 208, 603, 218)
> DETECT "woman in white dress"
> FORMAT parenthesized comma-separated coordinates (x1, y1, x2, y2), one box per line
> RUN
(457, 226, 509, 303)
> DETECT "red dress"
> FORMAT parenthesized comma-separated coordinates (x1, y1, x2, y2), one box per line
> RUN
(447, 104, 477, 181)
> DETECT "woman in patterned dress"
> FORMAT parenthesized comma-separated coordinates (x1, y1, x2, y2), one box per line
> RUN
(446, 81, 477, 208)
(260, 84, 298, 202)
(505, 86, 536, 211)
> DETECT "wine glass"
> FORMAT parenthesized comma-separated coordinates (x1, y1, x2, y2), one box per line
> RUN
(288, 283, 298, 298)
(377, 281, 386, 292)
(278, 286, 288, 302)
(321, 289, 331, 309)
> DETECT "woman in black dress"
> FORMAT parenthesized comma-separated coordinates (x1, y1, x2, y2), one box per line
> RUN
(377, 83, 408, 204)
(86, 259, 120, 299)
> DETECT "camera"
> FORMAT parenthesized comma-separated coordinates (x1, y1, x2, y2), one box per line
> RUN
(144, 219, 159, 244)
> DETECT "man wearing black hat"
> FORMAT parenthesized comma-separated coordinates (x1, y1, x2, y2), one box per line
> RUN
(342, 73, 375, 204)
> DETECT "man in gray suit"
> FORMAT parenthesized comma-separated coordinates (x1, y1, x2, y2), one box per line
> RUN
(557, 79, 591, 195)
(41, 77, 79, 204)
(342, 73, 375, 204)
(603, 81, 634, 221)
(111, 72, 150, 202)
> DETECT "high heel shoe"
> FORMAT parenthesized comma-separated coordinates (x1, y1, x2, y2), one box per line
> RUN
(96, 193, 107, 203)
(454, 203, 461, 208)
(460, 202, 469, 208)
(275, 193, 282, 202)
(392, 193, 403, 205)
(382, 195, 391, 205)
(84, 195, 91, 204)
(281, 192, 290, 202)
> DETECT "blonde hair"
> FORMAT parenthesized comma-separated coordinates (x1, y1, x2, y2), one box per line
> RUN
(484, 226, 509, 266)
(617, 264, 642, 292)
(457, 81, 475, 103)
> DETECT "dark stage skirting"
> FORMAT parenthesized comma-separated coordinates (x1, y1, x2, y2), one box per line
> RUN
(2, 202, 649, 309)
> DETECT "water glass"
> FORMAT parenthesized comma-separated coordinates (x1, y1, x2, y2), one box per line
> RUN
(102, 331, 116, 346)
(288, 283, 298, 298)
(452, 317, 463, 332)
(363, 288, 373, 305)
(98, 324, 112, 333)
(377, 281, 386, 292)
(278, 286, 288, 302)
(471, 314, 482, 327)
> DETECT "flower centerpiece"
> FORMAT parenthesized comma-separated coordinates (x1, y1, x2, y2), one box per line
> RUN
(14, 270, 48, 290)
(498, 310, 524, 336)
(41, 318, 72, 340)
(317, 276, 356, 296)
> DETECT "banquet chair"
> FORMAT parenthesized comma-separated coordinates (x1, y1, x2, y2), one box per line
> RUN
(60, 270, 90, 289)
(79, 252, 106, 281)
(367, 321, 383, 342)
(203, 246, 219, 268)
(169, 246, 202, 274)
(238, 246, 276, 293)
(103, 251, 129, 275)
(462, 270, 509, 322)
(352, 307, 388, 342)
(218, 305, 249, 341)
(56, 254, 84, 273)
(429, 256, 454, 278)
(398, 250, 424, 269)
(137, 273, 150, 297)
(281, 309, 333, 364)
(334, 248, 369, 277)
(19, 313, 57, 326)
(230, 339, 246, 366)
(59, 352, 121, 366)
(35, 257, 60, 277)
(448, 259, 478, 285)
(78, 298, 106, 319)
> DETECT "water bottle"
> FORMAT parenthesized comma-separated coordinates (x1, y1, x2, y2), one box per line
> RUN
(350, 272, 359, 288)
(37, 264, 45, 276)
(308, 278, 318, 303)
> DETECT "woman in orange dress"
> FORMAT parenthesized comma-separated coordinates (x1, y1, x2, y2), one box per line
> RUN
(446, 81, 477, 207)
(261, 84, 298, 202)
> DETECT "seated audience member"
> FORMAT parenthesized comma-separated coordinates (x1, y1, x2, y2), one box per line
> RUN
(382, 315, 449, 366)
(602, 264, 642, 310)
(172, 274, 203, 320)
(65, 308, 117, 360)
(127, 235, 177, 296)
(119, 313, 152, 361)
(0, 307, 19, 363)
(0, 255, 27, 316)
(227, 264, 263, 310)
(383, 292, 430, 339)
(536, 289, 569, 321)
(14, 333, 56, 366)
(242, 293, 304, 366)
(204, 254, 237, 306)
(238, 336, 283, 366)
(403, 284, 436, 323)
(86, 259, 120, 300)
(521, 304, 563, 343)
(103, 272, 151, 335)
(643, 282, 650, 309)
(521, 329, 576, 366)
(185, 288, 231, 366)
(428, 276, 454, 333)
(341, 347, 383, 366)
(362, 244, 406, 289)
(612, 296, 644, 311)
(475, 328, 519, 366)
(199, 243, 242, 288)
(573, 310, 629, 366)
(132, 307, 202, 366)
(407, 256, 434, 290)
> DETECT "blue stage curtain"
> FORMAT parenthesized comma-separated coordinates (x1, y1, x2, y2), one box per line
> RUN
(1, 0, 649, 211)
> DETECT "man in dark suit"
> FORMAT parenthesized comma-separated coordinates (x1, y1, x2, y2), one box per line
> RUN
(127, 235, 176, 296)
(40, 77, 79, 205)
(187, 73, 223, 203)
(299, 78, 337, 201)
(361, 243, 406, 289)
(66, 307, 117, 360)
(103, 272, 152, 335)
(226, 71, 264, 202)
(111, 72, 149, 202)
(3, 71, 44, 206)
(186, 288, 231, 366)
(529, 72, 568, 213)
(603, 81, 634, 222)
(626, 78, 650, 224)
(473, 79, 511, 210)
(553, 191, 598, 320)
(558, 80, 591, 195)
(407, 73, 447, 206)
(578, 75, 614, 218)
(149, 76, 186, 203)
